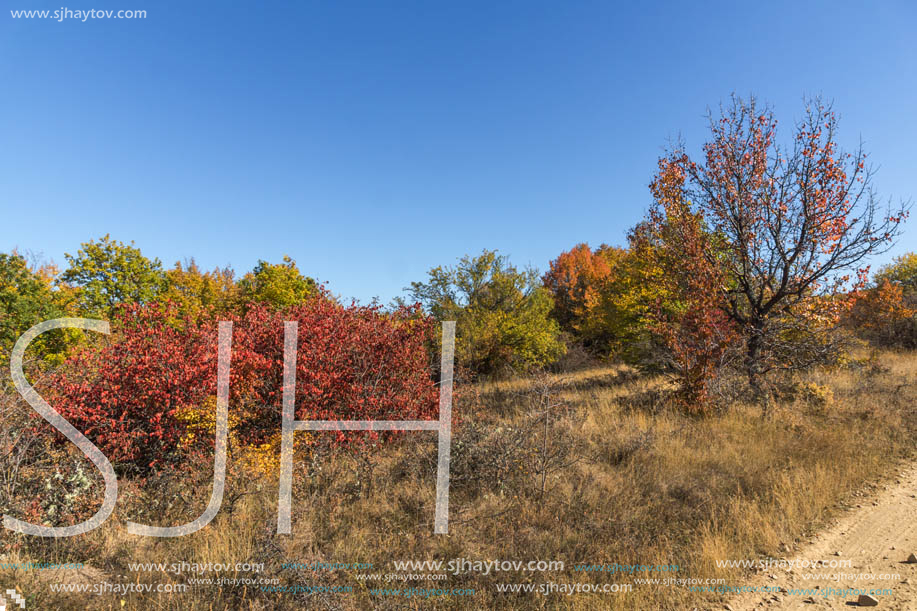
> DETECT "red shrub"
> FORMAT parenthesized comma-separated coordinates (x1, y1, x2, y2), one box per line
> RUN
(46, 302, 217, 471)
(44, 295, 440, 472)
(230, 299, 440, 446)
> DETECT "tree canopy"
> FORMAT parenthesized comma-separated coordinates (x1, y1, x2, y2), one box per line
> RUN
(59, 234, 167, 318)
(0, 252, 67, 367)
(408, 250, 565, 374)
(237, 256, 317, 309)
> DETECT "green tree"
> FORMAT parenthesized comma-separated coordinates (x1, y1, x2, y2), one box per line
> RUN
(59, 235, 167, 318)
(237, 256, 317, 308)
(407, 250, 565, 374)
(0, 252, 68, 367)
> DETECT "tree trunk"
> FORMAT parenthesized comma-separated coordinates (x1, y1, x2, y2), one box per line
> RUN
(745, 321, 771, 415)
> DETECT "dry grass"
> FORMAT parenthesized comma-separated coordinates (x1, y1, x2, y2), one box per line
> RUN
(2, 351, 916, 610)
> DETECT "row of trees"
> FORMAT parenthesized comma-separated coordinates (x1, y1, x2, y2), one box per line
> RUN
(2, 236, 319, 365)
(409, 96, 913, 413)
(2, 96, 914, 448)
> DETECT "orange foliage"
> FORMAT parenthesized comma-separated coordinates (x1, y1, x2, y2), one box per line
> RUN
(644, 157, 740, 412)
(542, 243, 624, 345)
(848, 280, 916, 347)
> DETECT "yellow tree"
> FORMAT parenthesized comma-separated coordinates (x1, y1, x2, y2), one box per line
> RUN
(163, 259, 239, 319)
(238, 256, 317, 309)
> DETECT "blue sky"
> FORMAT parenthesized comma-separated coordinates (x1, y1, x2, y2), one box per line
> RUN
(1, 0, 915, 303)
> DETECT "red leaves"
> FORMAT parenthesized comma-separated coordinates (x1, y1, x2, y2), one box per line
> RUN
(645, 158, 739, 412)
(43, 296, 439, 472)
(229, 298, 439, 447)
(45, 302, 213, 471)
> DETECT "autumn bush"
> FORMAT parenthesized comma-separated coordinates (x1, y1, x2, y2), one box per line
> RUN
(875, 252, 917, 295)
(227, 297, 440, 448)
(45, 302, 218, 473)
(847, 279, 917, 348)
(43, 295, 440, 474)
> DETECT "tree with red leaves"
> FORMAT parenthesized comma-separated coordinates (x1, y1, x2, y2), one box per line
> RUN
(649, 95, 908, 410)
(640, 159, 740, 412)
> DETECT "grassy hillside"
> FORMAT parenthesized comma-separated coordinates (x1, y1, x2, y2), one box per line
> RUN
(2, 350, 916, 610)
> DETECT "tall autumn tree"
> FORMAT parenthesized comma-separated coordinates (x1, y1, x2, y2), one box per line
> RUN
(543, 243, 625, 350)
(641, 162, 740, 410)
(653, 95, 908, 407)
(59, 235, 167, 318)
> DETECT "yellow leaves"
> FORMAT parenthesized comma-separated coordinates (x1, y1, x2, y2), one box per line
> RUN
(174, 396, 244, 450)
(799, 382, 834, 412)
(174, 397, 314, 477)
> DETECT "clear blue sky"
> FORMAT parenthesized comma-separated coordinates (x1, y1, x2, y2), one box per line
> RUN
(2, 0, 915, 303)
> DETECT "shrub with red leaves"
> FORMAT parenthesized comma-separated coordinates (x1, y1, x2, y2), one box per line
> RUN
(44, 295, 440, 473)
(230, 298, 440, 447)
(46, 302, 217, 472)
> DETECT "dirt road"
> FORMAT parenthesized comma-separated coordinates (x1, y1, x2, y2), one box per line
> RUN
(722, 461, 917, 610)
